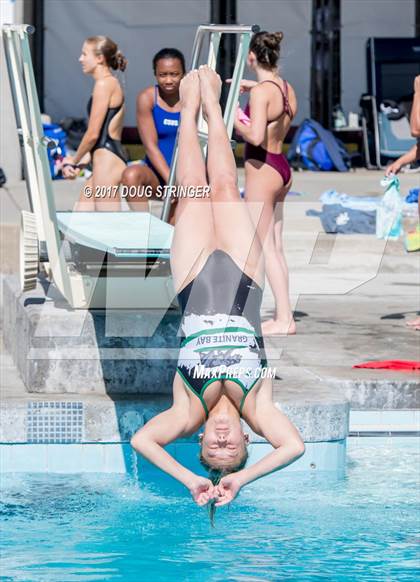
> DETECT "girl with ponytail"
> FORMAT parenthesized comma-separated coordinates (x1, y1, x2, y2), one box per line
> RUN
(233, 31, 298, 336)
(62, 36, 128, 211)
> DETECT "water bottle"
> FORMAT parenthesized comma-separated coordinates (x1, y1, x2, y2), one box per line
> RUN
(402, 201, 419, 251)
(376, 175, 403, 240)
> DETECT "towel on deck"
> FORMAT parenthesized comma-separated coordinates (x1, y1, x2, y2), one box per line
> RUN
(353, 360, 420, 371)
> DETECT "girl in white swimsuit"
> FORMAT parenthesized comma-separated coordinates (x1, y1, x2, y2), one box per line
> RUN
(131, 67, 304, 513)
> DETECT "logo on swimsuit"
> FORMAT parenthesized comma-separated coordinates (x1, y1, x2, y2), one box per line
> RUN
(199, 349, 242, 369)
(248, 339, 259, 354)
(163, 118, 178, 127)
(196, 334, 249, 346)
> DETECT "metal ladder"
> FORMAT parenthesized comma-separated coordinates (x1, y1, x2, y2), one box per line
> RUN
(160, 24, 259, 222)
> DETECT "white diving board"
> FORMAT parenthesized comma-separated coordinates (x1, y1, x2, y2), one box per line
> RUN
(56, 212, 173, 259)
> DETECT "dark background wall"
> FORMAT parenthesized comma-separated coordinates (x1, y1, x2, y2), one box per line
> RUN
(25, 0, 417, 126)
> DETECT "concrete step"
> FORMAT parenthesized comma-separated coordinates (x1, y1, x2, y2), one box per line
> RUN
(0, 360, 349, 445)
(1, 274, 181, 394)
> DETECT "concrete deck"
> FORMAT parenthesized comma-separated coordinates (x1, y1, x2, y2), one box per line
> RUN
(1, 170, 419, 445)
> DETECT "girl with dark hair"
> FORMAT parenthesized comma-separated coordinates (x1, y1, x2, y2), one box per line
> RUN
(131, 67, 304, 514)
(121, 48, 185, 221)
(63, 36, 127, 211)
(233, 31, 298, 335)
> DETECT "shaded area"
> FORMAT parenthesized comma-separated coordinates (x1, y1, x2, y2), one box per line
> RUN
(381, 311, 420, 320)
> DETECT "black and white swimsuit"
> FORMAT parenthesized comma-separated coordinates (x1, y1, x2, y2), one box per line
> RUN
(176, 250, 267, 417)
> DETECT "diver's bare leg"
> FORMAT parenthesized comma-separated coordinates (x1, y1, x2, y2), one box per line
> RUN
(171, 70, 214, 292)
(176, 71, 206, 190)
(198, 65, 263, 286)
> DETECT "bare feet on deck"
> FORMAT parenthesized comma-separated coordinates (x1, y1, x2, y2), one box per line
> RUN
(262, 318, 297, 336)
(406, 316, 420, 331)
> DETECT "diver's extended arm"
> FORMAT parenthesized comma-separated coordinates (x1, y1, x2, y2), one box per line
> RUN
(216, 398, 305, 506)
(131, 406, 193, 486)
(131, 406, 215, 504)
(242, 399, 304, 482)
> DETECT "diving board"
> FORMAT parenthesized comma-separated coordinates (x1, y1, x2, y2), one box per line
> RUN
(56, 212, 173, 258)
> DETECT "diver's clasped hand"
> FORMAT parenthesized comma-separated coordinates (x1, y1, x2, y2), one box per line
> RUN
(213, 473, 245, 507)
(188, 476, 218, 506)
(188, 473, 246, 507)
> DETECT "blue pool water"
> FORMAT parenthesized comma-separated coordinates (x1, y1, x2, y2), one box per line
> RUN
(1, 437, 419, 581)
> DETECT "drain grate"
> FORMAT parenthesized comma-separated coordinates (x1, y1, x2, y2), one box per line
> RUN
(27, 402, 84, 443)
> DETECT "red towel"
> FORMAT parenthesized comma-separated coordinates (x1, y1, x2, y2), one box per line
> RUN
(353, 360, 420, 371)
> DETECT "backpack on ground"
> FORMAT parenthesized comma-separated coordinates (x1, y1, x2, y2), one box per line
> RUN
(43, 123, 67, 179)
(287, 118, 351, 172)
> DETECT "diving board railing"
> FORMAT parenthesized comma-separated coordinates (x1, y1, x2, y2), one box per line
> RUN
(3, 24, 74, 302)
(161, 24, 259, 222)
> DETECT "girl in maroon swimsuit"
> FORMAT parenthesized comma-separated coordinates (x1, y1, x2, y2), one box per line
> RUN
(234, 31, 298, 336)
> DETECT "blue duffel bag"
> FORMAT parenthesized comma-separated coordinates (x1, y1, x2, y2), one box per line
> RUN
(287, 118, 351, 172)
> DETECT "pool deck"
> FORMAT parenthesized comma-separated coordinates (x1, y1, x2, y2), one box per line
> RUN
(1, 169, 419, 447)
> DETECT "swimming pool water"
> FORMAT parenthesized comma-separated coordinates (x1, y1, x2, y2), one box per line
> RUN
(1, 437, 419, 581)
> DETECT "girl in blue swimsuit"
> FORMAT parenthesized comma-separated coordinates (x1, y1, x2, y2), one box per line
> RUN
(122, 48, 185, 221)
(131, 67, 304, 513)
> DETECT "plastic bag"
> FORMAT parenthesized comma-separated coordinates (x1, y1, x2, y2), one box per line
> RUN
(376, 175, 402, 240)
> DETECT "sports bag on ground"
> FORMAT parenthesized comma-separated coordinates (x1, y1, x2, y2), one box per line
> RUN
(287, 118, 351, 172)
